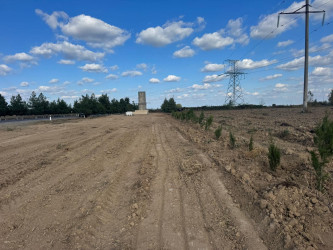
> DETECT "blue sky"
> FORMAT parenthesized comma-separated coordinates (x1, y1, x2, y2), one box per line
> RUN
(0, 0, 332, 108)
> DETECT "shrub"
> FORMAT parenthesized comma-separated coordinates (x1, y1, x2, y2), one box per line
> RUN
(310, 115, 333, 191)
(249, 135, 254, 151)
(279, 129, 290, 138)
(186, 109, 197, 122)
(215, 125, 222, 140)
(205, 115, 213, 130)
(268, 143, 280, 171)
(199, 111, 205, 126)
(229, 131, 236, 149)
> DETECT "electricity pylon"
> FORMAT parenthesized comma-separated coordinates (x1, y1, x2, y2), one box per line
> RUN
(224, 60, 246, 106)
(278, 0, 325, 112)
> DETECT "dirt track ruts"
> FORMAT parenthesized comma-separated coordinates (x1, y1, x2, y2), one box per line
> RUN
(0, 114, 268, 249)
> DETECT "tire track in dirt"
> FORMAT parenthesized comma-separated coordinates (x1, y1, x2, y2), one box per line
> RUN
(172, 122, 267, 250)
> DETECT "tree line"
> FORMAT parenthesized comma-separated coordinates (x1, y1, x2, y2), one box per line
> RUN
(0, 92, 138, 116)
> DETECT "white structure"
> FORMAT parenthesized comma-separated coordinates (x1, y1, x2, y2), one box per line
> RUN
(126, 111, 133, 116)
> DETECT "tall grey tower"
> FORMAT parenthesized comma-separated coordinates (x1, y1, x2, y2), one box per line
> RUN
(138, 91, 147, 110)
(224, 60, 245, 106)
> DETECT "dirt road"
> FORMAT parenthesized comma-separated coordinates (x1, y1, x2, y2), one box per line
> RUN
(0, 113, 274, 249)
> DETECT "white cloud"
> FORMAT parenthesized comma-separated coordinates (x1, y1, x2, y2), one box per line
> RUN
(173, 46, 195, 58)
(35, 9, 68, 29)
(193, 31, 233, 50)
(136, 20, 194, 47)
(101, 88, 117, 93)
(163, 75, 181, 82)
(250, 1, 303, 39)
(62, 14, 130, 50)
(226, 17, 249, 45)
(20, 81, 29, 87)
(149, 78, 160, 83)
(58, 59, 75, 64)
(105, 74, 119, 80)
(238, 58, 277, 70)
(276, 54, 332, 71)
(275, 83, 287, 88)
(151, 65, 157, 74)
(0, 64, 12, 76)
(79, 63, 108, 73)
(4, 52, 35, 63)
(110, 65, 119, 71)
(201, 63, 225, 72)
(77, 77, 94, 85)
(320, 34, 333, 43)
(136, 63, 148, 71)
(312, 0, 333, 21)
(121, 70, 142, 77)
(260, 74, 283, 81)
(311, 67, 331, 76)
(63, 81, 70, 85)
(61, 95, 79, 100)
(30, 41, 105, 62)
(36, 10, 130, 51)
(203, 74, 227, 83)
(49, 78, 59, 84)
(165, 88, 182, 93)
(191, 83, 221, 90)
(277, 40, 294, 47)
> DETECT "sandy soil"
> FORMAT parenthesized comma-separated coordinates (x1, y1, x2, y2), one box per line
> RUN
(0, 108, 332, 249)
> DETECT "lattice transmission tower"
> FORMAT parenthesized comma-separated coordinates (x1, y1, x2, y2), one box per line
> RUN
(224, 60, 246, 106)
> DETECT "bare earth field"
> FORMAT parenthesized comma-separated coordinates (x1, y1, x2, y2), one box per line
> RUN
(0, 107, 332, 249)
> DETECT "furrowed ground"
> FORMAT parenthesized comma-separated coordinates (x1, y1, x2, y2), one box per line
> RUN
(0, 107, 332, 249)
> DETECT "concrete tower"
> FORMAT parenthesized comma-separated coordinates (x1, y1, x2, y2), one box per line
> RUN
(138, 91, 147, 110)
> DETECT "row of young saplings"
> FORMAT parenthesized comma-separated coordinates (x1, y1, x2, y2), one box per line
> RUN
(172, 109, 333, 192)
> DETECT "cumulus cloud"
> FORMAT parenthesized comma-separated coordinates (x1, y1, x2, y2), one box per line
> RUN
(193, 32, 233, 51)
(49, 78, 59, 84)
(136, 63, 148, 71)
(225, 17, 249, 45)
(203, 74, 227, 83)
(4, 52, 35, 63)
(121, 70, 142, 77)
(311, 67, 331, 76)
(77, 77, 94, 85)
(105, 74, 119, 80)
(165, 88, 182, 93)
(275, 83, 287, 88)
(163, 75, 181, 82)
(238, 58, 277, 70)
(62, 15, 130, 50)
(173, 46, 195, 58)
(0, 64, 12, 76)
(191, 83, 221, 90)
(58, 59, 75, 64)
(277, 40, 294, 47)
(101, 88, 117, 93)
(250, 1, 303, 39)
(201, 63, 225, 72)
(35, 9, 68, 29)
(149, 78, 160, 83)
(136, 20, 194, 47)
(20, 81, 29, 87)
(110, 65, 119, 71)
(276, 53, 333, 71)
(320, 34, 333, 43)
(260, 74, 283, 81)
(36, 10, 130, 50)
(30, 41, 105, 61)
(79, 63, 108, 73)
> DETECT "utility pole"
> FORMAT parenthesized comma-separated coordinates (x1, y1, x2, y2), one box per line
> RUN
(224, 60, 246, 106)
(278, 0, 325, 112)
